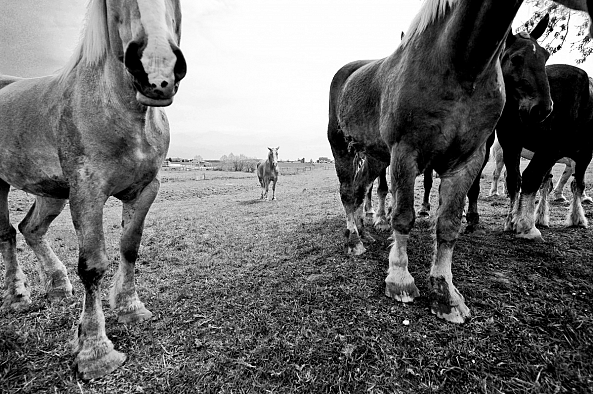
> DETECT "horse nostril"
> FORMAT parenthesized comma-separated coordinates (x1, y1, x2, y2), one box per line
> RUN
(161, 81, 168, 88)
(151, 83, 157, 88)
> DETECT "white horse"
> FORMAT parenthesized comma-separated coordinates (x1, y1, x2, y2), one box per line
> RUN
(489, 136, 592, 204)
(0, 0, 185, 379)
(257, 147, 279, 200)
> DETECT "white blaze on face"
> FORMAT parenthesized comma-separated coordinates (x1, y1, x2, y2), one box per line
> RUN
(136, 0, 176, 87)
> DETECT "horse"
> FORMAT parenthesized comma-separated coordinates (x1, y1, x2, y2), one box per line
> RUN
(489, 135, 593, 204)
(414, 14, 551, 234)
(326, 0, 586, 324)
(257, 147, 279, 200)
(0, 0, 186, 380)
(498, 63, 593, 240)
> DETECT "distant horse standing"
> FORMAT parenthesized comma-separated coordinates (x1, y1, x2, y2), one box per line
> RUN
(327, 1, 565, 323)
(498, 64, 593, 240)
(257, 147, 279, 200)
(0, 0, 186, 379)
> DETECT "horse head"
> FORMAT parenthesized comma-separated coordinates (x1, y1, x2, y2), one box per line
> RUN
(501, 14, 552, 124)
(268, 147, 279, 170)
(107, 0, 187, 106)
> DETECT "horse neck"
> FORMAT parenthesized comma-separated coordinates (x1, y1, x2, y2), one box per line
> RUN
(70, 55, 147, 115)
(443, 0, 523, 81)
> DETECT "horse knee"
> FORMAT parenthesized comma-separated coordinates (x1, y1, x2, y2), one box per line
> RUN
(391, 210, 415, 234)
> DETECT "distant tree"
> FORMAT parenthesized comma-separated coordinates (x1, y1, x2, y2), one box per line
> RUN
(194, 155, 203, 162)
(520, 0, 592, 63)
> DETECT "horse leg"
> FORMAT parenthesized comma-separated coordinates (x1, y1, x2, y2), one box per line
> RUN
(514, 155, 555, 241)
(373, 167, 390, 231)
(0, 180, 32, 310)
(263, 178, 270, 200)
(465, 134, 493, 233)
(418, 167, 433, 217)
(552, 162, 572, 203)
(363, 179, 375, 216)
(110, 179, 158, 323)
(489, 142, 504, 197)
(258, 176, 265, 199)
(566, 156, 591, 227)
(69, 187, 125, 380)
(502, 146, 522, 232)
(271, 177, 277, 200)
(430, 147, 485, 323)
(535, 173, 553, 227)
(385, 145, 420, 303)
(18, 196, 73, 301)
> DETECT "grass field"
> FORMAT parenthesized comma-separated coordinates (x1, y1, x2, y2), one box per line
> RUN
(1, 161, 592, 393)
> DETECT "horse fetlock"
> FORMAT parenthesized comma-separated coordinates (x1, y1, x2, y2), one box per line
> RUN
(73, 336, 126, 380)
(565, 207, 588, 228)
(503, 214, 515, 232)
(429, 276, 469, 324)
(535, 213, 550, 228)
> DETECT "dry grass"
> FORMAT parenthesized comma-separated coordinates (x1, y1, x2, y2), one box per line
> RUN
(1, 163, 592, 393)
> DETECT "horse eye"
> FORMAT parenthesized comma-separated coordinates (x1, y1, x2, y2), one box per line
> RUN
(510, 55, 524, 66)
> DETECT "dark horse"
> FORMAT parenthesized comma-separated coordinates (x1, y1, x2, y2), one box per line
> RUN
(499, 63, 593, 241)
(418, 14, 552, 234)
(326, 0, 591, 324)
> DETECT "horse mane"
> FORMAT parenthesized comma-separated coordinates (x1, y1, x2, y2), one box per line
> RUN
(401, 0, 459, 47)
(58, 0, 109, 82)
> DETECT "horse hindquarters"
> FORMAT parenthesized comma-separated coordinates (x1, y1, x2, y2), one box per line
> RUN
(18, 196, 72, 300)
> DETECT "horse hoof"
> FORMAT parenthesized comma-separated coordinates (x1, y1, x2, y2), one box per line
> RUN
(465, 225, 486, 235)
(385, 281, 420, 303)
(374, 220, 391, 232)
(431, 301, 470, 324)
(74, 348, 127, 381)
(516, 227, 544, 242)
(117, 305, 153, 324)
(2, 294, 32, 312)
(47, 287, 73, 302)
(417, 211, 429, 218)
(346, 243, 366, 256)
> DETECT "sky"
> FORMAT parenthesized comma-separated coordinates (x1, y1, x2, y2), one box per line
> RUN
(0, 0, 592, 161)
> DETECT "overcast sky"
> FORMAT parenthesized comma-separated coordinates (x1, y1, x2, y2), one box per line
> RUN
(1, 0, 591, 161)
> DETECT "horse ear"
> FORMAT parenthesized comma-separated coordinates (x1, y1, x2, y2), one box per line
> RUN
(276, 146, 280, 150)
(530, 13, 549, 40)
(268, 147, 272, 151)
(505, 28, 516, 48)
(401, 31, 405, 40)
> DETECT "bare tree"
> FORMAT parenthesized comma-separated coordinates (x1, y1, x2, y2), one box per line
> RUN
(520, 0, 592, 63)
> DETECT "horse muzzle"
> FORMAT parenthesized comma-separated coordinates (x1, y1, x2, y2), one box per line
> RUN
(124, 40, 187, 107)
(519, 99, 553, 124)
